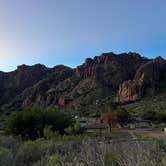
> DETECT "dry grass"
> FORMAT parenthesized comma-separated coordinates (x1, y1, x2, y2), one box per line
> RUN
(0, 134, 165, 166)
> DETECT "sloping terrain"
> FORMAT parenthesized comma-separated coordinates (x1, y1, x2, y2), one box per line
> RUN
(122, 88, 166, 118)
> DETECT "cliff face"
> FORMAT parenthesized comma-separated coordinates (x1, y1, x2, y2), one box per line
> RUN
(1, 52, 166, 113)
(0, 64, 54, 106)
(117, 56, 166, 103)
(75, 52, 147, 88)
(117, 80, 143, 103)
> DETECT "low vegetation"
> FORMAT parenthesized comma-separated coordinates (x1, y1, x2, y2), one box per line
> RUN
(141, 110, 166, 123)
(122, 90, 166, 123)
(0, 134, 165, 166)
(2, 105, 166, 165)
(116, 108, 133, 125)
(4, 107, 71, 140)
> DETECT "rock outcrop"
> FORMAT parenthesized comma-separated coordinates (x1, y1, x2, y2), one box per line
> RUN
(0, 64, 53, 106)
(117, 56, 166, 102)
(1, 52, 166, 113)
(117, 80, 143, 103)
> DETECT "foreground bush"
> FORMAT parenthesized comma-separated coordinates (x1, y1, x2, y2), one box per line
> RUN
(0, 134, 166, 166)
(43, 126, 60, 140)
(64, 120, 82, 135)
(4, 107, 71, 139)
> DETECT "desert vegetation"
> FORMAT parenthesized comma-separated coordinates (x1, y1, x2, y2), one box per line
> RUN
(4, 107, 72, 140)
(0, 134, 165, 166)
(0, 106, 165, 166)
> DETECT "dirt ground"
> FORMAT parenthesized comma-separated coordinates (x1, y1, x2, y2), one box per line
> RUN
(123, 128, 166, 139)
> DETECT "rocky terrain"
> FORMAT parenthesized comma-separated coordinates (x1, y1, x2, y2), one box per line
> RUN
(1, 52, 166, 113)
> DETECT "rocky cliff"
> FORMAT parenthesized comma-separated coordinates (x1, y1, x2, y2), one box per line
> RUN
(1, 52, 166, 113)
(117, 56, 166, 102)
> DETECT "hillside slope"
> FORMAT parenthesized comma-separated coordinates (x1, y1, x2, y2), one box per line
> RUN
(1, 52, 166, 114)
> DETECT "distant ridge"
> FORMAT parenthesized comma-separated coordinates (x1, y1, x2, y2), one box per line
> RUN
(1, 52, 166, 113)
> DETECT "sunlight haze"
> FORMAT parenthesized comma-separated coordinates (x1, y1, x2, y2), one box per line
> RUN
(0, 0, 166, 71)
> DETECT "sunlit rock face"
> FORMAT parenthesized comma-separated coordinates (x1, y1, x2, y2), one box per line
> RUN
(117, 56, 166, 103)
(117, 80, 143, 103)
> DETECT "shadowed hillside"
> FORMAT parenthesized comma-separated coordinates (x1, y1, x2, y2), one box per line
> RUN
(1, 52, 166, 115)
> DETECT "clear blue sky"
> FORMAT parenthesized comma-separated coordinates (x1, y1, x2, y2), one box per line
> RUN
(0, 0, 166, 71)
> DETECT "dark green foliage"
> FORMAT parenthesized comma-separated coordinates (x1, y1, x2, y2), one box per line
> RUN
(4, 107, 71, 140)
(117, 108, 132, 125)
(43, 126, 60, 140)
(142, 110, 166, 123)
(64, 120, 82, 135)
(142, 110, 157, 121)
(155, 111, 166, 122)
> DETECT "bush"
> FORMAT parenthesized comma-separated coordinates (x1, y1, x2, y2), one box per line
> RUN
(43, 126, 60, 140)
(0, 147, 13, 166)
(4, 107, 71, 140)
(64, 120, 81, 135)
(155, 111, 166, 123)
(142, 110, 166, 123)
(14, 140, 47, 166)
(64, 126, 74, 135)
(32, 154, 61, 166)
(117, 108, 132, 125)
(142, 110, 157, 121)
(104, 151, 120, 166)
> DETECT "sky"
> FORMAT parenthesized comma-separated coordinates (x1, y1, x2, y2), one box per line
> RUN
(0, 0, 166, 71)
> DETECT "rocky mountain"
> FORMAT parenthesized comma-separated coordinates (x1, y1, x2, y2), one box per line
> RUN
(1, 52, 166, 113)
(117, 56, 166, 102)
(0, 64, 53, 106)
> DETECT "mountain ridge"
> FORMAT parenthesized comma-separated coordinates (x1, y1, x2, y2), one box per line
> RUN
(0, 52, 166, 113)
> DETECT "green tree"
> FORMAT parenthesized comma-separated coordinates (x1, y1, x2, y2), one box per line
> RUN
(4, 107, 71, 140)
(117, 108, 132, 125)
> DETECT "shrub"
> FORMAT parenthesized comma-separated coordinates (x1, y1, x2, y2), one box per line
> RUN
(64, 126, 74, 135)
(155, 111, 166, 123)
(43, 126, 60, 140)
(40, 154, 61, 166)
(0, 134, 166, 166)
(117, 108, 132, 125)
(14, 139, 49, 166)
(142, 110, 166, 123)
(141, 110, 157, 122)
(104, 151, 120, 166)
(64, 120, 81, 135)
(0, 147, 14, 166)
(4, 107, 71, 139)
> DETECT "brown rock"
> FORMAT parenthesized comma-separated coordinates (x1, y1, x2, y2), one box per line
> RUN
(117, 56, 166, 103)
(58, 98, 65, 106)
(84, 58, 94, 66)
(2, 52, 166, 113)
(117, 80, 143, 103)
